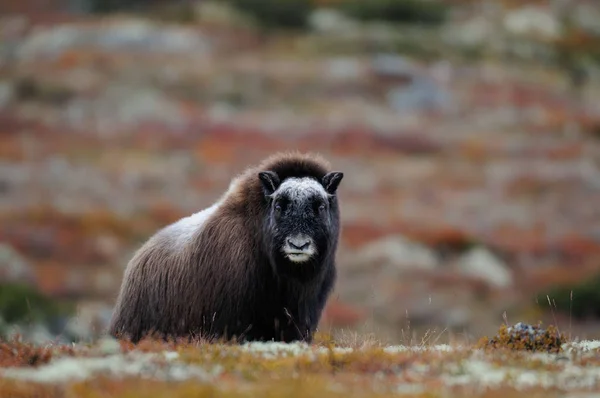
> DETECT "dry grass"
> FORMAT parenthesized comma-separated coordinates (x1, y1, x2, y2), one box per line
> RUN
(0, 338, 54, 368)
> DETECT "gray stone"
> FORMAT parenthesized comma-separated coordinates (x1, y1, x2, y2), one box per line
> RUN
(573, 4, 600, 36)
(308, 9, 359, 34)
(441, 16, 495, 48)
(387, 77, 452, 113)
(325, 57, 363, 81)
(348, 235, 440, 274)
(503, 6, 561, 40)
(0, 81, 13, 109)
(456, 247, 513, 288)
(371, 54, 416, 78)
(16, 18, 212, 61)
(0, 243, 36, 286)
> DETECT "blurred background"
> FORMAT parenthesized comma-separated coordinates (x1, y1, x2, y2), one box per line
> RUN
(1, 0, 599, 346)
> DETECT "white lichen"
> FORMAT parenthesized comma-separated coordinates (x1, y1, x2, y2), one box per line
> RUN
(0, 352, 211, 384)
(3, 339, 600, 391)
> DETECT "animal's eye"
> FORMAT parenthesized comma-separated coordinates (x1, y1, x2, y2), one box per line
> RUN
(275, 204, 282, 212)
(318, 204, 326, 212)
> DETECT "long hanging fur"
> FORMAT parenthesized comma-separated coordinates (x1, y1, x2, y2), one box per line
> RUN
(107, 151, 344, 343)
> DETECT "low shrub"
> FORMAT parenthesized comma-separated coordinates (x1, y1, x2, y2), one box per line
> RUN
(337, 0, 449, 25)
(218, 0, 449, 31)
(220, 0, 315, 30)
(0, 337, 53, 367)
(0, 283, 74, 337)
(88, 0, 173, 13)
(544, 273, 600, 320)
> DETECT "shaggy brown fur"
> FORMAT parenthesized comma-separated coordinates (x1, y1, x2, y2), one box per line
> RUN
(108, 151, 343, 343)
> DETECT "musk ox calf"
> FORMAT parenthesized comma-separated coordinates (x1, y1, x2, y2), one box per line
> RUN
(108, 151, 344, 344)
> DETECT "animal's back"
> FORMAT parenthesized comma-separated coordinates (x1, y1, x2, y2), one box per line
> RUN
(108, 201, 232, 342)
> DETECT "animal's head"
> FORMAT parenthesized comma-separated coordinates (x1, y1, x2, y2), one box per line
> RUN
(258, 170, 343, 278)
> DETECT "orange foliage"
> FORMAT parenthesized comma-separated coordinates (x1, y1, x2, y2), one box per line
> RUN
(0, 135, 27, 161)
(459, 139, 493, 163)
(341, 224, 390, 247)
(32, 261, 76, 298)
(194, 138, 238, 164)
(146, 202, 186, 227)
(559, 233, 600, 257)
(488, 224, 548, 255)
(524, 263, 600, 293)
(0, 338, 53, 368)
(342, 222, 473, 249)
(321, 301, 367, 329)
(405, 225, 473, 249)
(544, 144, 583, 161)
(55, 50, 86, 69)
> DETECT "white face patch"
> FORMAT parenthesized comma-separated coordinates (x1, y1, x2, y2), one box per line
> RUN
(271, 177, 329, 204)
(271, 177, 328, 263)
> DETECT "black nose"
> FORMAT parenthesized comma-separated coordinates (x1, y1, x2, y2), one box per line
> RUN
(287, 238, 311, 250)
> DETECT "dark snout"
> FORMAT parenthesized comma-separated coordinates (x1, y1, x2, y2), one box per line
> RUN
(287, 236, 311, 251)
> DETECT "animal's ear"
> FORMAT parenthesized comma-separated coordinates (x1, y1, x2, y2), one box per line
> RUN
(258, 171, 280, 196)
(322, 171, 344, 195)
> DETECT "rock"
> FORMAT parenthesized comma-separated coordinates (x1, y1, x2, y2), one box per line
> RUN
(572, 4, 600, 36)
(503, 6, 561, 40)
(348, 235, 440, 274)
(0, 81, 13, 109)
(386, 77, 452, 113)
(442, 16, 495, 48)
(324, 57, 363, 81)
(456, 247, 513, 289)
(16, 19, 212, 61)
(371, 54, 416, 79)
(0, 243, 36, 286)
(369, 54, 451, 112)
(308, 9, 359, 34)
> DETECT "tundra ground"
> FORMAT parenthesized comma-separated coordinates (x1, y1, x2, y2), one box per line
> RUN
(1, 326, 599, 398)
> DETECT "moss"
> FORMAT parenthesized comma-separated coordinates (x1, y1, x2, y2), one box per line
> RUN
(477, 323, 564, 354)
